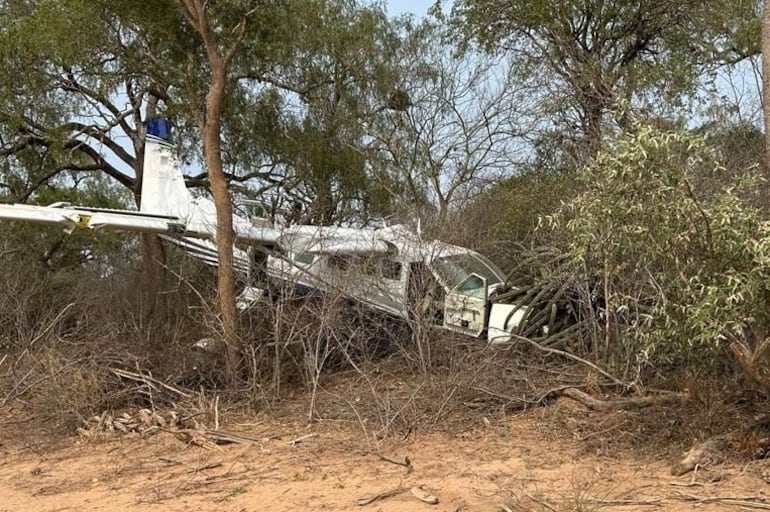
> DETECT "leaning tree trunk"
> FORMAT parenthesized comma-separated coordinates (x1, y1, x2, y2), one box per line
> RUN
(203, 60, 240, 385)
(178, 0, 243, 385)
(763, 0, 770, 173)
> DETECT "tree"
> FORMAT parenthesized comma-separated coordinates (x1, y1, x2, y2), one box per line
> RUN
(548, 123, 770, 384)
(446, 0, 761, 166)
(149, 0, 254, 383)
(368, 21, 535, 225)
(0, 0, 173, 295)
(762, 0, 770, 174)
(0, 0, 419, 381)
(231, 1, 411, 226)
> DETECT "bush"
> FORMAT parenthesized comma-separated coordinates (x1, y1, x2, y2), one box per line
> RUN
(548, 124, 770, 380)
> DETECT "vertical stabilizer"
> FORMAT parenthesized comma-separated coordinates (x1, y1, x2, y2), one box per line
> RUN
(140, 119, 194, 218)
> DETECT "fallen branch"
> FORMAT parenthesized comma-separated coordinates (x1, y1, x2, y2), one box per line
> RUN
(560, 387, 689, 412)
(672, 416, 770, 476)
(166, 428, 223, 451)
(584, 498, 662, 507)
(673, 492, 770, 510)
(509, 334, 627, 387)
(112, 368, 191, 399)
(288, 433, 318, 446)
(411, 486, 439, 505)
(377, 453, 413, 474)
(356, 487, 407, 506)
(202, 429, 262, 445)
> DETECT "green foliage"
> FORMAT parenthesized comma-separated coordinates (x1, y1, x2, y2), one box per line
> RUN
(550, 124, 770, 368)
(445, 0, 760, 165)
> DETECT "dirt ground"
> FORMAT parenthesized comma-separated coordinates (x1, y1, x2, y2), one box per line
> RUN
(2, 400, 770, 512)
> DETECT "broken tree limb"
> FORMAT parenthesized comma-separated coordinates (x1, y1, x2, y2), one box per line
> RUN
(508, 334, 628, 387)
(377, 453, 413, 474)
(560, 387, 689, 412)
(288, 433, 318, 446)
(356, 487, 408, 506)
(672, 416, 770, 476)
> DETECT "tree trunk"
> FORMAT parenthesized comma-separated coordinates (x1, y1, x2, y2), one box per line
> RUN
(134, 138, 167, 319)
(202, 50, 240, 385)
(763, 0, 770, 173)
(177, 0, 248, 385)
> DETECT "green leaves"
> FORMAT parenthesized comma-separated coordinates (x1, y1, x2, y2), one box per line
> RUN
(556, 123, 770, 367)
(447, 0, 760, 166)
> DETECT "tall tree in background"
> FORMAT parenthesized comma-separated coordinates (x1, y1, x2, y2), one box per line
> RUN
(446, 0, 760, 167)
(369, 21, 535, 224)
(763, 0, 770, 172)
(0, 0, 173, 298)
(168, 0, 255, 383)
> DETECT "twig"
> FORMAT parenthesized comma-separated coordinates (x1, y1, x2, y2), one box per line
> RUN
(585, 498, 662, 507)
(673, 492, 770, 509)
(525, 493, 558, 512)
(213, 395, 219, 431)
(377, 453, 413, 474)
(356, 487, 408, 506)
(188, 462, 223, 473)
(288, 433, 318, 446)
(112, 368, 191, 398)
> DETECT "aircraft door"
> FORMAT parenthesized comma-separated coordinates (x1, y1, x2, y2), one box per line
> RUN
(362, 257, 404, 316)
(443, 273, 488, 337)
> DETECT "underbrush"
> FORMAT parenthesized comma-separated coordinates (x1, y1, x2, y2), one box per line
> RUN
(1, 256, 768, 466)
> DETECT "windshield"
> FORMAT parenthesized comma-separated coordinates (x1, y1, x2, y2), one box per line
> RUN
(431, 253, 505, 294)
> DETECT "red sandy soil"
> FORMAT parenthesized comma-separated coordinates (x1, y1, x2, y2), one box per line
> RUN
(1, 405, 769, 512)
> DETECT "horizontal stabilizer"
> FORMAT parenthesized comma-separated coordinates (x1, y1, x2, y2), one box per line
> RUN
(0, 204, 80, 230)
(0, 203, 186, 235)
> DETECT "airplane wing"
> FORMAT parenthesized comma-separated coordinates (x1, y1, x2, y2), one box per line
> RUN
(0, 203, 83, 230)
(0, 203, 186, 235)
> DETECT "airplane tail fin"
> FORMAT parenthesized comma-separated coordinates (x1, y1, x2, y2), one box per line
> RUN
(139, 119, 194, 218)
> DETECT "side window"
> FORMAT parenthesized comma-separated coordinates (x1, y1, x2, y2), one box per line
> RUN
(328, 255, 354, 271)
(362, 258, 380, 277)
(294, 252, 315, 265)
(382, 259, 402, 280)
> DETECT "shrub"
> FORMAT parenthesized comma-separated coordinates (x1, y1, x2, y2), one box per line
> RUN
(548, 124, 770, 380)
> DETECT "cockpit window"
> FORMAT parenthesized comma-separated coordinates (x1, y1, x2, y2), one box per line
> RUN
(431, 253, 504, 294)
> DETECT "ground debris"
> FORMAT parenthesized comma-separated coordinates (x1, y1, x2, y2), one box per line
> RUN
(356, 487, 408, 506)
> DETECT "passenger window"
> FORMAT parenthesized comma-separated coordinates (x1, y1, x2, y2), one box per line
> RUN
(329, 255, 354, 270)
(382, 260, 402, 280)
(456, 274, 486, 298)
(294, 252, 315, 265)
(363, 258, 380, 277)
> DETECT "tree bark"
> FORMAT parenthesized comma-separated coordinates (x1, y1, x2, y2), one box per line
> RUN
(179, 0, 242, 384)
(203, 71, 241, 384)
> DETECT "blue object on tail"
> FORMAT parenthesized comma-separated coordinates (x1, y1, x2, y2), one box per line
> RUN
(146, 118, 173, 143)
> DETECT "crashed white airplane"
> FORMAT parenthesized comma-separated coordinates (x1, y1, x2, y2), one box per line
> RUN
(0, 120, 525, 344)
